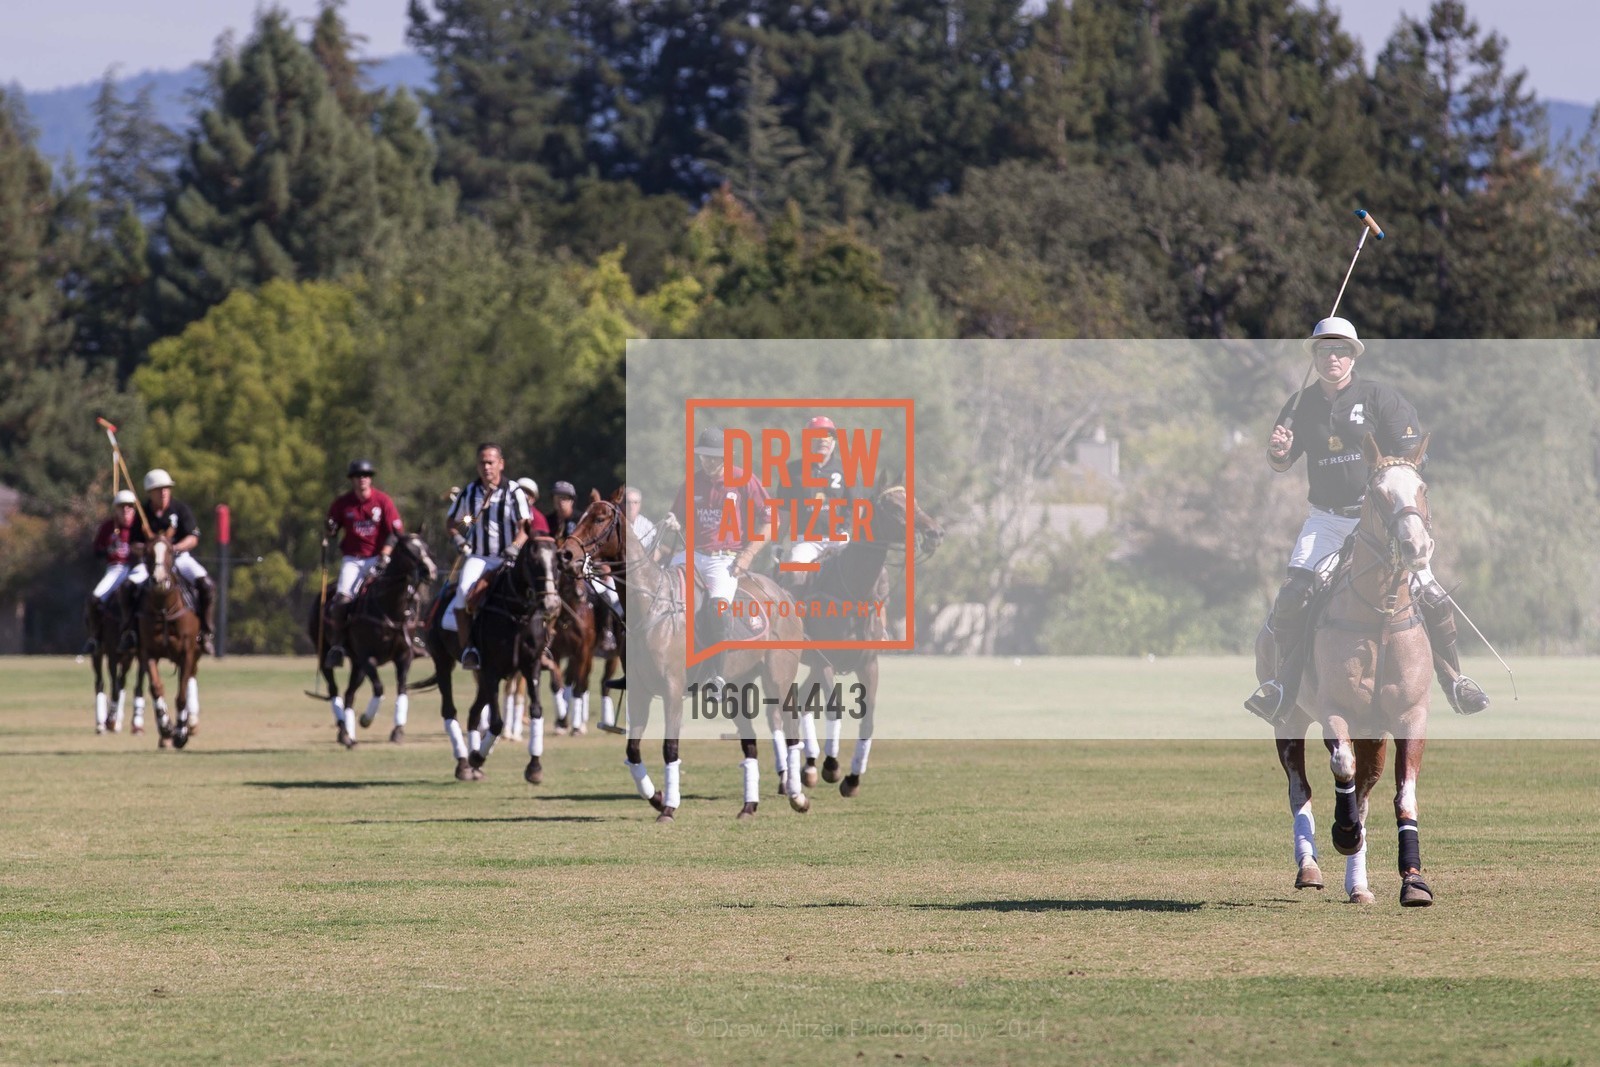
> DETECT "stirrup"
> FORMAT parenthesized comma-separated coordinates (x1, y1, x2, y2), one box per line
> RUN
(324, 645, 346, 670)
(1244, 680, 1289, 723)
(117, 631, 137, 653)
(1448, 676, 1489, 715)
(460, 646, 481, 671)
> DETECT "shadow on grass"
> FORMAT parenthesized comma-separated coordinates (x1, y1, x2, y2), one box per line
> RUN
(350, 815, 607, 825)
(5, 748, 298, 758)
(534, 793, 720, 803)
(247, 779, 438, 790)
(913, 898, 1204, 914)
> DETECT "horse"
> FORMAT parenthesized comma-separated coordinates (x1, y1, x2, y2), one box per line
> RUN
(418, 537, 559, 782)
(307, 533, 437, 747)
(787, 481, 943, 797)
(547, 564, 598, 735)
(559, 493, 807, 822)
(136, 534, 202, 749)
(1256, 432, 1439, 907)
(86, 587, 147, 735)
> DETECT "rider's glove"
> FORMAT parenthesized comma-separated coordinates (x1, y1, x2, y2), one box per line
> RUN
(453, 535, 471, 557)
(501, 542, 521, 563)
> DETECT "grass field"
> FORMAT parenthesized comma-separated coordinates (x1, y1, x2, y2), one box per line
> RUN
(2, 655, 1597, 1066)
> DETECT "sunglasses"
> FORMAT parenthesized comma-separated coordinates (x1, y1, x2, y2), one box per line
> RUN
(1315, 344, 1354, 358)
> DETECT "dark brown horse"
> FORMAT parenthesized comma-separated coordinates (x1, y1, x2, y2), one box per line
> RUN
(560, 494, 807, 822)
(418, 537, 560, 782)
(789, 482, 942, 797)
(137, 535, 202, 749)
(547, 565, 598, 734)
(1258, 433, 1439, 906)
(86, 587, 147, 735)
(307, 533, 437, 747)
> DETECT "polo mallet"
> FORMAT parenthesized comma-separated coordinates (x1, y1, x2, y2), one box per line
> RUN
(96, 417, 154, 538)
(1283, 209, 1386, 432)
(304, 535, 333, 700)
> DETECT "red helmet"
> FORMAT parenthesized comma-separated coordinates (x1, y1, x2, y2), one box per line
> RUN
(806, 416, 836, 430)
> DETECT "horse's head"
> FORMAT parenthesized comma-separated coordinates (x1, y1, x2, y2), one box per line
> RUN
(392, 531, 438, 586)
(514, 536, 562, 616)
(1362, 432, 1433, 573)
(559, 499, 626, 576)
(148, 534, 173, 591)
(874, 476, 944, 557)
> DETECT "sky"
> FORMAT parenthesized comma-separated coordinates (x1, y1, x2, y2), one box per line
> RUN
(1, 0, 1598, 104)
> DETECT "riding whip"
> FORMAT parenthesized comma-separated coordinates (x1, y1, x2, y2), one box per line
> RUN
(1283, 210, 1385, 432)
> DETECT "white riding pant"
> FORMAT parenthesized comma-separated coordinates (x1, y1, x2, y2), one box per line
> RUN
(128, 552, 208, 586)
(94, 564, 132, 601)
(336, 555, 381, 598)
(443, 554, 503, 630)
(588, 574, 621, 613)
(670, 550, 738, 604)
(1287, 509, 1359, 573)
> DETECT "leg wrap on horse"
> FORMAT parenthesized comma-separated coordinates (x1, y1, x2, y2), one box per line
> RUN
(1397, 818, 1422, 874)
(1418, 581, 1488, 714)
(1246, 571, 1316, 720)
(1331, 779, 1362, 854)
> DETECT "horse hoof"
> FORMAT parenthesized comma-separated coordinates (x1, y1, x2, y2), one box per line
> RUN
(788, 792, 811, 814)
(801, 762, 819, 789)
(1295, 860, 1325, 891)
(388, 726, 404, 744)
(1331, 822, 1364, 857)
(95, 724, 106, 735)
(840, 774, 861, 798)
(821, 756, 841, 783)
(1348, 888, 1376, 905)
(454, 758, 475, 782)
(569, 725, 585, 737)
(468, 752, 486, 769)
(736, 803, 757, 821)
(648, 791, 666, 813)
(359, 711, 376, 729)
(1400, 873, 1434, 907)
(336, 726, 357, 750)
(656, 807, 676, 824)
(158, 735, 170, 749)
(524, 757, 543, 785)
(132, 725, 144, 735)
(172, 729, 189, 750)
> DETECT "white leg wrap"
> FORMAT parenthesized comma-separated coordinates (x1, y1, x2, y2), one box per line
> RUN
(785, 745, 805, 797)
(1345, 845, 1369, 897)
(528, 712, 544, 757)
(468, 728, 482, 753)
(800, 714, 819, 759)
(95, 692, 109, 727)
(185, 677, 199, 723)
(133, 695, 145, 727)
(555, 685, 571, 721)
(114, 689, 127, 728)
(601, 695, 616, 728)
(663, 760, 682, 809)
(575, 693, 589, 730)
(741, 757, 760, 803)
(825, 713, 842, 757)
(1293, 802, 1317, 864)
(477, 729, 497, 760)
(330, 695, 345, 727)
(362, 695, 381, 728)
(393, 693, 409, 727)
(342, 707, 357, 737)
(627, 759, 655, 800)
(851, 737, 872, 777)
(445, 719, 469, 760)
(769, 729, 788, 778)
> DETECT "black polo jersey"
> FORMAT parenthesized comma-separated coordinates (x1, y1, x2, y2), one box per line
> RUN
(1273, 372, 1424, 510)
(130, 501, 200, 546)
(778, 451, 867, 502)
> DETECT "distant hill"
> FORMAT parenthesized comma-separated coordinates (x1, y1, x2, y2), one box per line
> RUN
(1548, 99, 1595, 150)
(13, 52, 432, 168)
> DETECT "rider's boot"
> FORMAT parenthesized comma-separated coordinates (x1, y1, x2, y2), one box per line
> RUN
(118, 585, 142, 652)
(698, 600, 731, 693)
(594, 593, 619, 656)
(324, 594, 352, 668)
(1245, 573, 1315, 721)
(195, 576, 218, 655)
(1418, 581, 1489, 714)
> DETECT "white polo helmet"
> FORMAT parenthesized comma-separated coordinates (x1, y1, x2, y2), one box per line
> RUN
(1303, 317, 1365, 358)
(143, 468, 175, 492)
(516, 477, 538, 499)
(112, 489, 138, 506)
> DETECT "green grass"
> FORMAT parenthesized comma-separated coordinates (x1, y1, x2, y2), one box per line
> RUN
(2, 656, 1598, 1065)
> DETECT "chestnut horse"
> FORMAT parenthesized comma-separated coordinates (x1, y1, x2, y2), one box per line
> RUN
(137, 535, 202, 749)
(1257, 433, 1439, 906)
(789, 482, 942, 797)
(307, 532, 437, 747)
(560, 494, 806, 822)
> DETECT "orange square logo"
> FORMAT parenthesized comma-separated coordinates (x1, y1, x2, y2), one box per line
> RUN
(683, 397, 915, 667)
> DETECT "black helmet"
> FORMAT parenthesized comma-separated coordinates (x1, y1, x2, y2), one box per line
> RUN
(347, 458, 376, 478)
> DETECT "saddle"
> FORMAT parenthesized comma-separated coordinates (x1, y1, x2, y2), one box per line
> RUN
(676, 566, 772, 641)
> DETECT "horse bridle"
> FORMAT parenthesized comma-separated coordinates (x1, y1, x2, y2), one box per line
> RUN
(1344, 457, 1431, 619)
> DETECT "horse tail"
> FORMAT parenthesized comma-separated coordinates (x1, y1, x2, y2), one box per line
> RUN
(410, 672, 441, 693)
